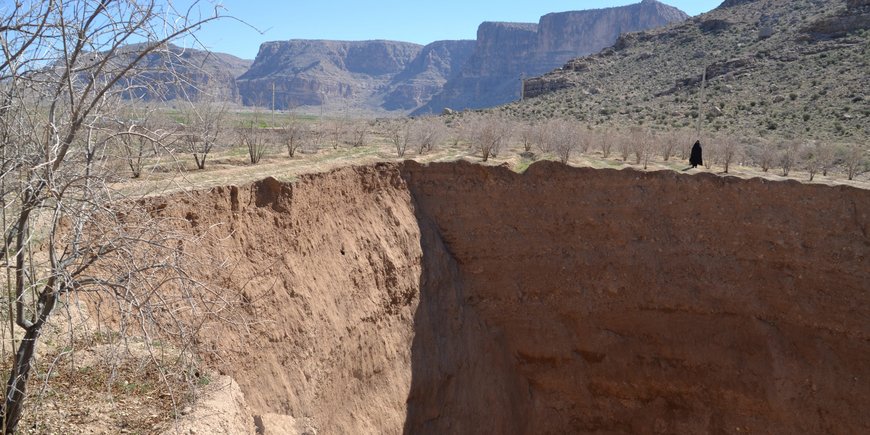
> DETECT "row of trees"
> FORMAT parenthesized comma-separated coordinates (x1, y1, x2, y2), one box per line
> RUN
(427, 115, 868, 181)
(88, 105, 869, 183)
(78, 102, 376, 179)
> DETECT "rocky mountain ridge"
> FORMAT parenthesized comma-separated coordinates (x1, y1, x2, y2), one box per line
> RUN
(234, 0, 688, 115)
(235, 39, 425, 110)
(414, 0, 688, 114)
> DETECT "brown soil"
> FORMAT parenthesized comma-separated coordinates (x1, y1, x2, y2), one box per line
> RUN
(146, 160, 868, 434)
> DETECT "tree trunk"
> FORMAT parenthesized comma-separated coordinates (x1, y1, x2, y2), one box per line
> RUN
(2, 289, 57, 434)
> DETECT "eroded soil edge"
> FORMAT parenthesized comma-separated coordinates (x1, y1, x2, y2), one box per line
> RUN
(151, 161, 868, 434)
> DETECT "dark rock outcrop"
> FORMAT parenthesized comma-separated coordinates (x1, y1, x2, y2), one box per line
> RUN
(413, 0, 688, 115)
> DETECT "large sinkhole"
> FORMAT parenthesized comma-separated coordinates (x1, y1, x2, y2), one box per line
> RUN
(152, 160, 869, 434)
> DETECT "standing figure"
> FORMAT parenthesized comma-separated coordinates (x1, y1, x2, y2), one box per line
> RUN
(689, 140, 703, 168)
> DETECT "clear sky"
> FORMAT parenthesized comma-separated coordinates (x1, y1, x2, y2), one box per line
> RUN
(186, 0, 722, 60)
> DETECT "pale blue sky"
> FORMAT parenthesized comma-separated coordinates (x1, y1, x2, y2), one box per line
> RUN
(187, 0, 722, 59)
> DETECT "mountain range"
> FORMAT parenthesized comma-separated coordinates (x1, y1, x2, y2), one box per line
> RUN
(137, 0, 689, 115)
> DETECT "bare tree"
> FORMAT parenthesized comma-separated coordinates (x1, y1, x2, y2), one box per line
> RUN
(843, 144, 867, 181)
(758, 139, 777, 172)
(326, 119, 346, 149)
(718, 137, 741, 174)
(678, 131, 694, 160)
(386, 120, 412, 157)
(282, 121, 309, 158)
(414, 117, 445, 155)
(518, 122, 537, 154)
(180, 98, 227, 170)
(802, 141, 822, 181)
(618, 132, 632, 162)
(779, 140, 801, 177)
(704, 139, 716, 170)
(0, 1, 225, 432)
(536, 122, 554, 154)
(467, 114, 511, 162)
(112, 104, 166, 178)
(598, 129, 613, 158)
(240, 110, 270, 164)
(547, 119, 578, 165)
(816, 141, 837, 177)
(630, 128, 654, 169)
(659, 132, 678, 161)
(349, 120, 369, 148)
(573, 124, 591, 154)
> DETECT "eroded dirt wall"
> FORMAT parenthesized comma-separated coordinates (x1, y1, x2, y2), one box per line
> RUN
(401, 160, 870, 434)
(147, 160, 868, 434)
(150, 164, 421, 434)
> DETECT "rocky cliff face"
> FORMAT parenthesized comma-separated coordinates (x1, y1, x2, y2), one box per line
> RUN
(234, 1, 687, 115)
(382, 40, 476, 111)
(236, 40, 423, 109)
(117, 44, 251, 103)
(413, 0, 688, 115)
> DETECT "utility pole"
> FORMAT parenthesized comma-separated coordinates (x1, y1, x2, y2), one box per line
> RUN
(696, 66, 707, 141)
(319, 90, 325, 147)
(271, 82, 275, 125)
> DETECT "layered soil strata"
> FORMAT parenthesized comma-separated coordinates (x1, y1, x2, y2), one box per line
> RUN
(150, 161, 869, 434)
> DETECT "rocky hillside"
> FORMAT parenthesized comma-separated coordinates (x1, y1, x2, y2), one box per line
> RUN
(119, 43, 251, 103)
(413, 0, 688, 115)
(382, 40, 477, 111)
(236, 40, 424, 111)
(513, 0, 870, 142)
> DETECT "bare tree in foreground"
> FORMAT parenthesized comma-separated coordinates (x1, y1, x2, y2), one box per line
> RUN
(653, 131, 673, 162)
(802, 141, 822, 181)
(618, 132, 632, 162)
(0, 1, 226, 432)
(758, 139, 777, 172)
(113, 105, 164, 178)
(518, 122, 538, 154)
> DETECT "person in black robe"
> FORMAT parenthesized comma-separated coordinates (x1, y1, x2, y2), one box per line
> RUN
(689, 140, 703, 168)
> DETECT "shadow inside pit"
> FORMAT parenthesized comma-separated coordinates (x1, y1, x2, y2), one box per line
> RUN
(401, 204, 531, 434)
